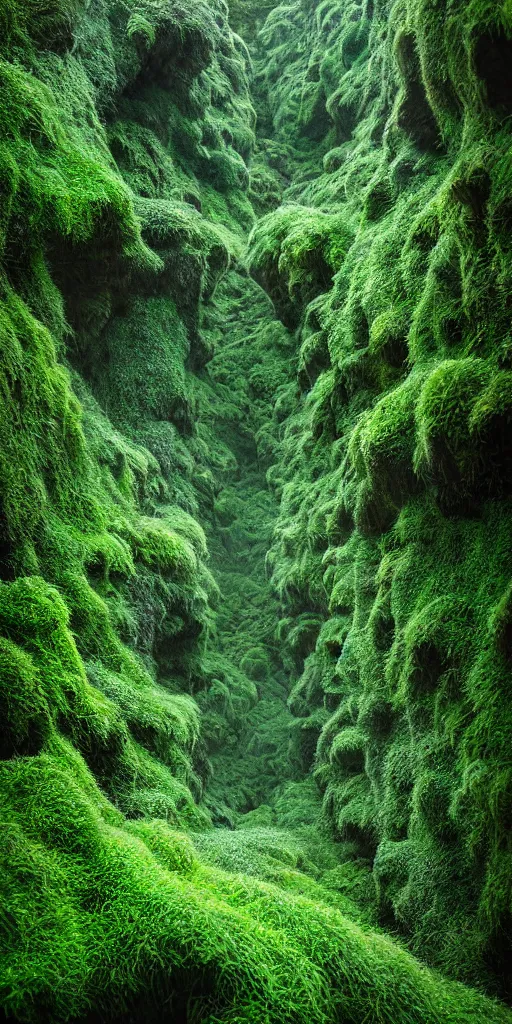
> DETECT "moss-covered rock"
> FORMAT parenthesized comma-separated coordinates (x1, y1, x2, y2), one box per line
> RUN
(2, 0, 512, 1018)
(251, 0, 512, 999)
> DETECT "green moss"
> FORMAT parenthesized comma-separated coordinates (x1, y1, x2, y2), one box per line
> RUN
(132, 518, 198, 581)
(0, 638, 51, 758)
(2, 0, 512, 1016)
(414, 357, 491, 488)
(249, 204, 353, 326)
(250, 0, 512, 999)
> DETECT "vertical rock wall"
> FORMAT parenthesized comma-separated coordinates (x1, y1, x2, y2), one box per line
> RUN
(250, 0, 512, 995)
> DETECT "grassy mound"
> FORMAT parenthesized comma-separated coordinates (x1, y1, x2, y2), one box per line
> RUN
(3, 757, 512, 1023)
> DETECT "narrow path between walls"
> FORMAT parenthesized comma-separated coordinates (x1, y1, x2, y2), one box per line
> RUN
(1, 0, 512, 1021)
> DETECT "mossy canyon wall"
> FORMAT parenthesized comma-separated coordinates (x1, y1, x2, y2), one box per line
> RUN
(1, 0, 512, 1021)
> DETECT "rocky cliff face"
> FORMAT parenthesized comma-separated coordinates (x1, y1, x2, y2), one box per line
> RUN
(1, 0, 512, 1021)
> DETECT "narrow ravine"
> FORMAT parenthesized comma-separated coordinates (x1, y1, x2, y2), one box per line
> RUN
(1, 0, 512, 1021)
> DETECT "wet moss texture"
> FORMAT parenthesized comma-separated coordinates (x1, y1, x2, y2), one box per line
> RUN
(1, 0, 512, 1021)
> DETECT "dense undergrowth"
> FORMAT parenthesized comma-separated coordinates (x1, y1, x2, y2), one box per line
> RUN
(1, 0, 512, 1020)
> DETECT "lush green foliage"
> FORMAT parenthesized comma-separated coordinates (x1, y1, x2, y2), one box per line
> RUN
(1, 0, 512, 1019)
(250, 0, 512, 999)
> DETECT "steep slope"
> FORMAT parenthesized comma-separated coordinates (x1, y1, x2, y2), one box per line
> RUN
(1, 0, 512, 1021)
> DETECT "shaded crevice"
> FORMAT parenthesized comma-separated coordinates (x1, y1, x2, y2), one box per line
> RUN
(475, 30, 512, 114)
(395, 31, 443, 151)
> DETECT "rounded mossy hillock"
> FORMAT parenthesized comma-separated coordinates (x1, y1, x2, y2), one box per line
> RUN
(329, 726, 367, 774)
(240, 645, 271, 682)
(249, 205, 354, 327)
(348, 373, 423, 532)
(132, 518, 198, 581)
(414, 357, 492, 490)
